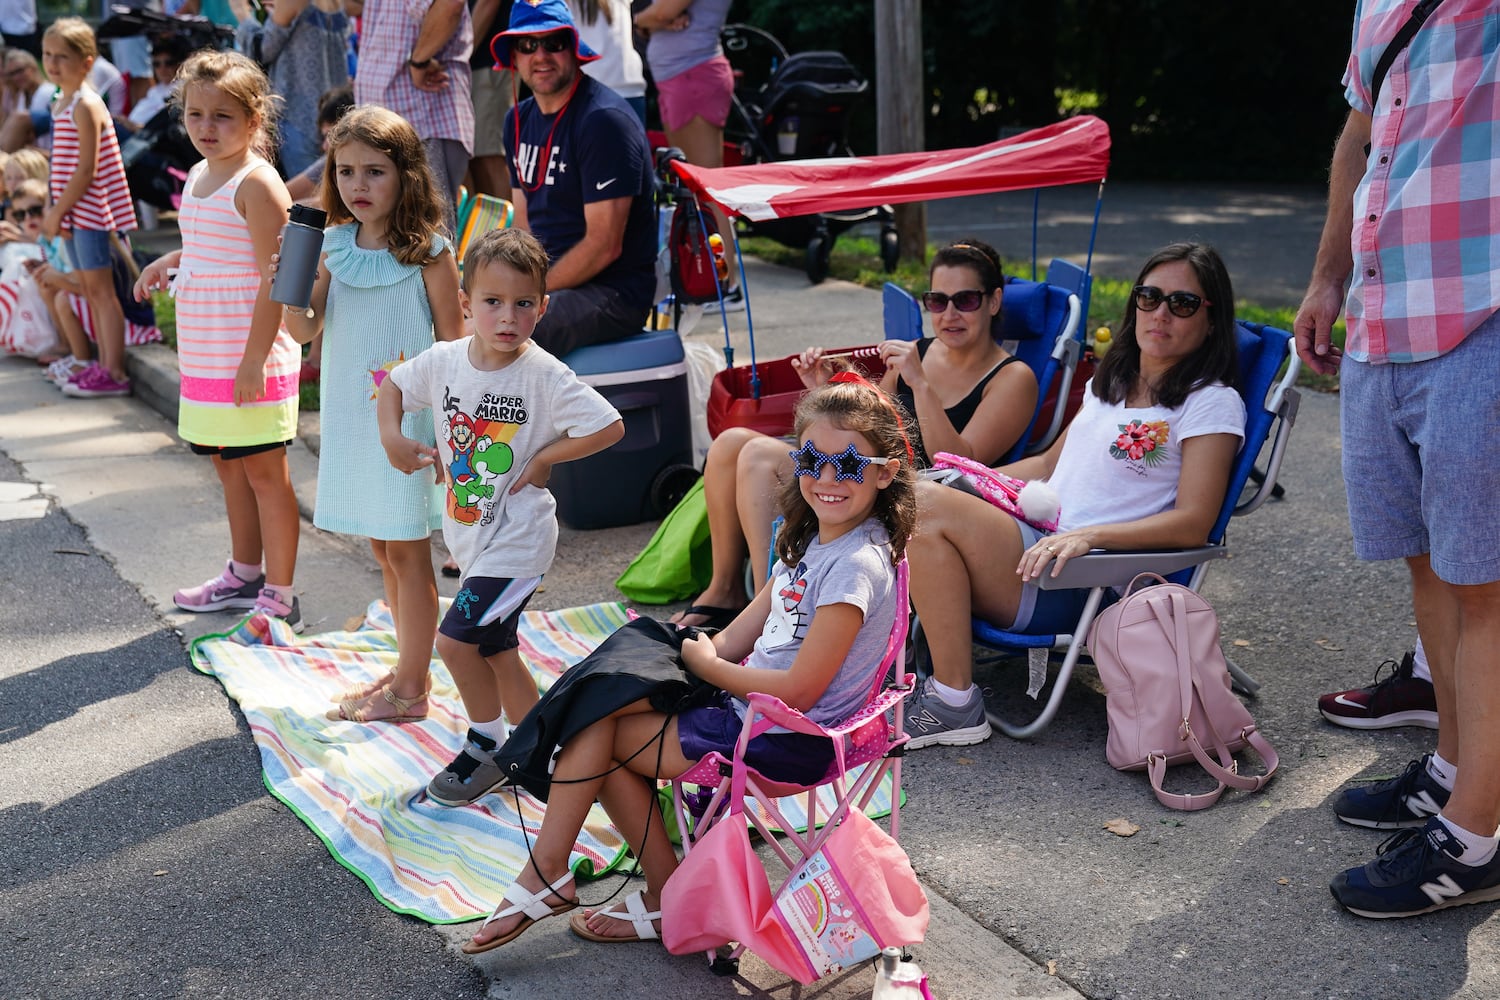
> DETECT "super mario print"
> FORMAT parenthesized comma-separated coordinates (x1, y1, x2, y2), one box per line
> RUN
(760, 561, 812, 648)
(441, 385, 531, 526)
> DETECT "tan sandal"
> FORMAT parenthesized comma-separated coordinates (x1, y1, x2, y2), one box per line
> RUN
(331, 671, 395, 703)
(333, 684, 428, 724)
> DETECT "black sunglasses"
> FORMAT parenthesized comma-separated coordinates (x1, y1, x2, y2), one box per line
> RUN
(1132, 285, 1208, 318)
(10, 204, 43, 222)
(513, 33, 572, 55)
(920, 289, 986, 314)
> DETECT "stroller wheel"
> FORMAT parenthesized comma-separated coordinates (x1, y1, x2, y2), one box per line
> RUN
(805, 233, 832, 284)
(650, 463, 701, 517)
(880, 226, 901, 273)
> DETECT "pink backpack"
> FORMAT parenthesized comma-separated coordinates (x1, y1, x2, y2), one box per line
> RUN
(1087, 574, 1278, 810)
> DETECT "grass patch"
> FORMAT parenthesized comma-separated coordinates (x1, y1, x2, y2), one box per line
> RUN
(737, 233, 1343, 392)
(148, 290, 322, 409)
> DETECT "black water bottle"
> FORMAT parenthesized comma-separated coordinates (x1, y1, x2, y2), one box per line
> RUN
(270, 204, 327, 310)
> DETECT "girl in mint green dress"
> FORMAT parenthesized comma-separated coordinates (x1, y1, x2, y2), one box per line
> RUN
(281, 106, 465, 726)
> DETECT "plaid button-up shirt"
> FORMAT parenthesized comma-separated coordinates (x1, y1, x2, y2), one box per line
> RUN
(354, 0, 475, 154)
(1343, 0, 1500, 363)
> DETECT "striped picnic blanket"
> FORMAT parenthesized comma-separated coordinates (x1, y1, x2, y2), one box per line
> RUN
(189, 600, 899, 924)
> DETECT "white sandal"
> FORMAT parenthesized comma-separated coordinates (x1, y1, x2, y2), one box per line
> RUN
(460, 870, 577, 955)
(568, 889, 663, 943)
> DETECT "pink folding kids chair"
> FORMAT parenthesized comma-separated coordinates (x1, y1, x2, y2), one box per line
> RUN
(661, 561, 928, 982)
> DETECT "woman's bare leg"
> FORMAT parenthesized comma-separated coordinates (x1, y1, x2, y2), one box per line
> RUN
(908, 481, 1028, 690)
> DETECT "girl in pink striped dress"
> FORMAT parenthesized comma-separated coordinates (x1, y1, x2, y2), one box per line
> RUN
(135, 50, 305, 631)
(40, 18, 137, 398)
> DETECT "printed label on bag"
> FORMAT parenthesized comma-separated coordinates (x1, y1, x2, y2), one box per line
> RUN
(773, 851, 880, 977)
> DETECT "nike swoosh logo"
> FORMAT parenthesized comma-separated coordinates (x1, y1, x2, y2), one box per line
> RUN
(595, 178, 617, 191)
(1333, 695, 1366, 709)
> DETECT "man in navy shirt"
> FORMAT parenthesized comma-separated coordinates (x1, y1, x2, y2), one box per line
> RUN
(493, 0, 656, 357)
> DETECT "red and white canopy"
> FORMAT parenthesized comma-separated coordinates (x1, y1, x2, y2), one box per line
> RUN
(669, 115, 1111, 222)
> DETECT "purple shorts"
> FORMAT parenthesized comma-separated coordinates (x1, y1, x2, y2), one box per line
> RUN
(655, 54, 734, 132)
(677, 692, 833, 785)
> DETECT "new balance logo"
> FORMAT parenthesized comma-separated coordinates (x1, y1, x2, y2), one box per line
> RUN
(1420, 874, 1467, 906)
(1403, 789, 1443, 819)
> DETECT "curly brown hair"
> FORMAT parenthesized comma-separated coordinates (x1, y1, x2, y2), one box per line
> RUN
(774, 378, 919, 569)
(322, 105, 447, 268)
(172, 50, 280, 162)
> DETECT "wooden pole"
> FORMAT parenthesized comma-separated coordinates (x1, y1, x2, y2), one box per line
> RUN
(875, 0, 927, 263)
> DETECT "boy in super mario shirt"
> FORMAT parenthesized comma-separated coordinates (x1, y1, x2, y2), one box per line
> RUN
(378, 228, 623, 806)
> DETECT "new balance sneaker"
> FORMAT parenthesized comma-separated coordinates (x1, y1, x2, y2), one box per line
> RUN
(61, 365, 132, 398)
(904, 678, 992, 749)
(1331, 817, 1500, 919)
(428, 730, 509, 806)
(173, 562, 265, 613)
(1333, 754, 1450, 829)
(1318, 650, 1437, 729)
(253, 587, 303, 634)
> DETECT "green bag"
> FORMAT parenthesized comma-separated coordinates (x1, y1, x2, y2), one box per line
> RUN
(614, 476, 712, 604)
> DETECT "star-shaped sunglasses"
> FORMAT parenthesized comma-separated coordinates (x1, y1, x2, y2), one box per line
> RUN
(789, 440, 891, 483)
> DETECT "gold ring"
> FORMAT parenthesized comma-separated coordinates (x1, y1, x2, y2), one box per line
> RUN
(1045, 545, 1056, 553)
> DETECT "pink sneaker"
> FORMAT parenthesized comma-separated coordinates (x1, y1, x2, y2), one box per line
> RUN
(174, 562, 264, 613)
(61, 365, 132, 398)
(254, 587, 304, 634)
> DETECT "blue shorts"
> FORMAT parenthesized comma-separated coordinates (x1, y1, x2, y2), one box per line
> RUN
(677, 692, 834, 786)
(63, 229, 113, 272)
(1011, 520, 1093, 633)
(1340, 310, 1500, 585)
(439, 575, 539, 657)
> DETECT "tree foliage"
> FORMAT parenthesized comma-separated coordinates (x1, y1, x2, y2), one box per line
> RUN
(735, 0, 1353, 182)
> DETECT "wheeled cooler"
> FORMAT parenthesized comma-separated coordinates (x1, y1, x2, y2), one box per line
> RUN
(552, 329, 698, 529)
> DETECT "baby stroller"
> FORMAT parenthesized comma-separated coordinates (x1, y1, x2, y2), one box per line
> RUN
(720, 24, 898, 283)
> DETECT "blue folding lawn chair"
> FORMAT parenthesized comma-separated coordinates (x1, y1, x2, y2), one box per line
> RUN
(911, 321, 1302, 739)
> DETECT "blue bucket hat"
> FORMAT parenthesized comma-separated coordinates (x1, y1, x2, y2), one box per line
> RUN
(491, 0, 601, 70)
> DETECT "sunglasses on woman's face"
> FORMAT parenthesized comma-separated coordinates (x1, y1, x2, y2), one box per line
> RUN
(10, 204, 43, 222)
(920, 289, 986, 314)
(513, 32, 572, 55)
(1132, 285, 1208, 318)
(788, 440, 890, 484)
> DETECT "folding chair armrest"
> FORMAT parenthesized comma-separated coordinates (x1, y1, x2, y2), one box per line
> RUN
(742, 692, 831, 739)
(1234, 386, 1300, 520)
(1034, 546, 1228, 591)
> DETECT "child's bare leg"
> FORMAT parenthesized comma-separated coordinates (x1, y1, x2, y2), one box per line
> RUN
(436, 633, 501, 725)
(76, 265, 126, 382)
(52, 289, 92, 364)
(240, 447, 298, 590)
(670, 427, 757, 626)
(370, 538, 399, 620)
(736, 435, 793, 586)
(340, 538, 435, 722)
(487, 646, 539, 724)
(211, 453, 264, 568)
(468, 703, 686, 948)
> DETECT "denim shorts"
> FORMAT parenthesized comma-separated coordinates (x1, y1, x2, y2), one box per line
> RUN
(677, 692, 834, 786)
(439, 575, 539, 657)
(1011, 520, 1093, 633)
(1340, 309, 1500, 585)
(64, 229, 113, 272)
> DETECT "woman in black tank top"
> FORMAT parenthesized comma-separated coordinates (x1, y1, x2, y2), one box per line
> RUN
(669, 239, 1039, 629)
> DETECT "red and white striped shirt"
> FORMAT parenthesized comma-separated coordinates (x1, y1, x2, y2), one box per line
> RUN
(49, 90, 137, 234)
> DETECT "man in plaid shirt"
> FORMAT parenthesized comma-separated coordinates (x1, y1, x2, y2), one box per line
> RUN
(353, 0, 475, 230)
(1297, 0, 1500, 920)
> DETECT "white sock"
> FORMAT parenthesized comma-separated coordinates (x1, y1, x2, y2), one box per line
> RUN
(1412, 640, 1432, 683)
(469, 716, 509, 746)
(930, 678, 975, 708)
(1427, 752, 1457, 791)
(1437, 815, 1500, 866)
